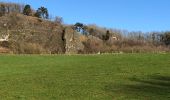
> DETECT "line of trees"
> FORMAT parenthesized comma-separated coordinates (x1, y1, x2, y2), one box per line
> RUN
(0, 2, 49, 19)
(73, 22, 170, 46)
(0, 2, 24, 16)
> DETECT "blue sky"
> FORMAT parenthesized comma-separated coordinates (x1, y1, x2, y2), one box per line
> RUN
(2, 0, 170, 32)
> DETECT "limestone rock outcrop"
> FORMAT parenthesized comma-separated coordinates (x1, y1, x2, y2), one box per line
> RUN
(64, 27, 84, 54)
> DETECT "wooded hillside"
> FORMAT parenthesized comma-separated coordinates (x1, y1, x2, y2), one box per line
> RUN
(0, 2, 170, 54)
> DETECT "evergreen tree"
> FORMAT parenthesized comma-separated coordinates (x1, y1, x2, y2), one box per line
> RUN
(23, 4, 32, 16)
(35, 6, 49, 19)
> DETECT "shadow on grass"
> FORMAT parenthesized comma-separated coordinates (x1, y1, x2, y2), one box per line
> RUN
(104, 75, 170, 99)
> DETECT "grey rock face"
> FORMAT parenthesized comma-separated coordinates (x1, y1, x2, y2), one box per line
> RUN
(64, 27, 84, 54)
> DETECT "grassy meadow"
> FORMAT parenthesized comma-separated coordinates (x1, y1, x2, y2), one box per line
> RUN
(0, 54, 170, 100)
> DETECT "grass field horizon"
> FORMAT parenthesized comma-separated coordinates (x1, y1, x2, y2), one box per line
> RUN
(0, 54, 170, 100)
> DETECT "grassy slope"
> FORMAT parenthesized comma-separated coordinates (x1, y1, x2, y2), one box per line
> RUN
(0, 54, 170, 100)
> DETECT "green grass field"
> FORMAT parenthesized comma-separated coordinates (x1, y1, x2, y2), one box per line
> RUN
(0, 54, 170, 100)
